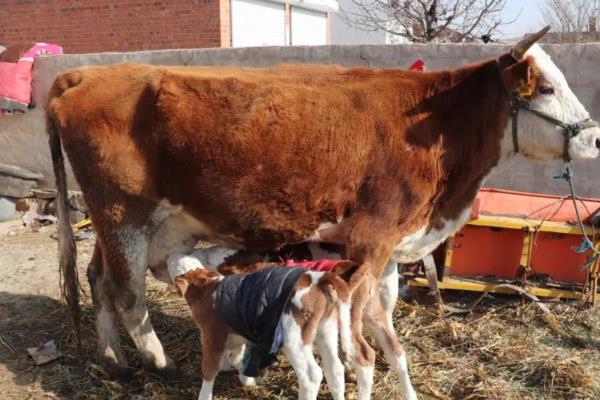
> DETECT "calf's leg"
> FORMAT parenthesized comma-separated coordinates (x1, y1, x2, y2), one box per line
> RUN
(282, 313, 323, 400)
(225, 343, 260, 387)
(315, 316, 345, 400)
(343, 291, 376, 400)
(198, 328, 226, 400)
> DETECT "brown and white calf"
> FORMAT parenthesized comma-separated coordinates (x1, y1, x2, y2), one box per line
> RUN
(168, 251, 417, 400)
(180, 242, 400, 328)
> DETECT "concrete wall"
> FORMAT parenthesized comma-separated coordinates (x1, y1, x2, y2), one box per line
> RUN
(2, 43, 600, 198)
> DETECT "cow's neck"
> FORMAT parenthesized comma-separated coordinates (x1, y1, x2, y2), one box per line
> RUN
(428, 58, 514, 228)
(391, 59, 516, 263)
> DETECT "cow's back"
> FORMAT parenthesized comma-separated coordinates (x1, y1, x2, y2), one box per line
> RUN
(47, 62, 440, 249)
(150, 64, 429, 247)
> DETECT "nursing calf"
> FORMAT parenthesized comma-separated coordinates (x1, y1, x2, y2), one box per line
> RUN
(168, 250, 417, 400)
(192, 242, 400, 328)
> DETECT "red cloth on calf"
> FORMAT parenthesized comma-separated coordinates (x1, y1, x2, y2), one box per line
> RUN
(282, 259, 341, 272)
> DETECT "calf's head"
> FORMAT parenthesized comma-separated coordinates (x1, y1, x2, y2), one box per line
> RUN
(500, 26, 600, 162)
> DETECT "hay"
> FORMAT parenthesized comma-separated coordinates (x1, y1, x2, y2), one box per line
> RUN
(13, 279, 600, 400)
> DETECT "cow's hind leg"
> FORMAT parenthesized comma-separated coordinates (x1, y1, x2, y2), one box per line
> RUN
(87, 240, 130, 377)
(91, 203, 175, 374)
(111, 201, 201, 373)
(111, 226, 173, 372)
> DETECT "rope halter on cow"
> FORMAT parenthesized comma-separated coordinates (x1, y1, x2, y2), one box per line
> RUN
(509, 96, 599, 162)
(498, 25, 600, 162)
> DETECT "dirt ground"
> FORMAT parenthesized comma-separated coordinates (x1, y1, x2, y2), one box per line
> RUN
(2, 220, 600, 400)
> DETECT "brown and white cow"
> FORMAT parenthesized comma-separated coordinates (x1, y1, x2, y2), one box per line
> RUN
(47, 27, 600, 377)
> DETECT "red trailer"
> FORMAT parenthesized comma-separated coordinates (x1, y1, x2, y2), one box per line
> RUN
(408, 188, 600, 304)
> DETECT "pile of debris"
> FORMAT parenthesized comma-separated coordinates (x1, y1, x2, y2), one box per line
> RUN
(0, 163, 87, 227)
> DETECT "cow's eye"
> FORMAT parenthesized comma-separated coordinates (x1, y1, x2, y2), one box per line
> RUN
(538, 85, 554, 95)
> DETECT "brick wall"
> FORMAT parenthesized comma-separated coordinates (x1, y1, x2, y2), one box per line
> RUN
(0, 0, 223, 53)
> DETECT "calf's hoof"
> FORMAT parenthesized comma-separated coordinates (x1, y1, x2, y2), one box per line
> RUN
(239, 374, 259, 387)
(239, 374, 261, 387)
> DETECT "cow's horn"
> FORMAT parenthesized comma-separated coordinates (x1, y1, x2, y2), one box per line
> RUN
(512, 25, 550, 59)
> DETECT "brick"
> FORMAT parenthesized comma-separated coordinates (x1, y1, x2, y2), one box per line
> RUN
(0, 0, 223, 52)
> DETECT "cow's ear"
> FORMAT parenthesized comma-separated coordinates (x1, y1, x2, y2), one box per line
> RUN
(501, 58, 534, 97)
(174, 276, 189, 296)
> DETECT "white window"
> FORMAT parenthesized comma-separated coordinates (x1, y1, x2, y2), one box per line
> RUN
(291, 6, 328, 45)
(231, 0, 286, 47)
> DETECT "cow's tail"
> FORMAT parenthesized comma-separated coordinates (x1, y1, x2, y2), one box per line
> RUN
(47, 112, 81, 351)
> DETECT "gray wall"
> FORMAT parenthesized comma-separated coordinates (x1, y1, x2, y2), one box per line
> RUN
(1, 43, 600, 198)
(330, 0, 387, 45)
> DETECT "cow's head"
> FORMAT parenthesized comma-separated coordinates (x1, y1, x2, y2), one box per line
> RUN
(500, 26, 600, 162)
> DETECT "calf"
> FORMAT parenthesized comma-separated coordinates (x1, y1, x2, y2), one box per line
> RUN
(187, 242, 400, 328)
(169, 254, 376, 400)
(168, 246, 416, 400)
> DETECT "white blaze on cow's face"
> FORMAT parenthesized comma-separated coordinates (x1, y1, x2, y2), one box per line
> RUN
(516, 45, 600, 162)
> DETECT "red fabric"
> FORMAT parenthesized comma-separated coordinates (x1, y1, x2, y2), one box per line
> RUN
(409, 59, 425, 72)
(282, 259, 342, 272)
(0, 61, 33, 105)
(0, 43, 63, 110)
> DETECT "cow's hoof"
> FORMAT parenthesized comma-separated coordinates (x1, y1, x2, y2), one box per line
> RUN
(145, 359, 181, 381)
(103, 361, 135, 381)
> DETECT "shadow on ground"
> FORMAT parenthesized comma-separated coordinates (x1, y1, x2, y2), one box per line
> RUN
(0, 288, 305, 400)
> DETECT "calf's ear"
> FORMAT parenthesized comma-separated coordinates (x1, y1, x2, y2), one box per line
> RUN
(501, 58, 534, 97)
(174, 276, 190, 296)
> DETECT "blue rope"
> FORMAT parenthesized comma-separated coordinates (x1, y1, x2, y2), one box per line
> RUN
(554, 163, 600, 263)
(573, 238, 594, 254)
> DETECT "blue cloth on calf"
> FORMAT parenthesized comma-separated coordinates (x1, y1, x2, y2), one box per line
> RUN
(214, 266, 306, 377)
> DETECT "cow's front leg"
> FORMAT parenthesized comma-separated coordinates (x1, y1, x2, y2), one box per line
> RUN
(346, 233, 417, 399)
(363, 287, 417, 400)
(379, 258, 399, 328)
